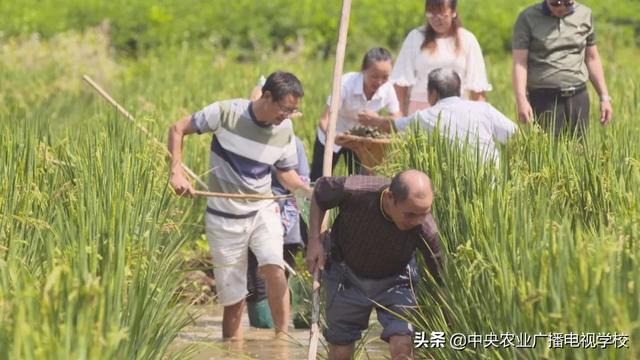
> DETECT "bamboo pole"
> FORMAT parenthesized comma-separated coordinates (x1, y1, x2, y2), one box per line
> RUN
(322, 7, 350, 178)
(193, 190, 292, 201)
(308, 1, 352, 359)
(82, 75, 209, 190)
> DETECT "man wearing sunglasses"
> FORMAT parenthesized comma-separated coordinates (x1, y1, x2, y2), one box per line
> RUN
(512, 0, 613, 136)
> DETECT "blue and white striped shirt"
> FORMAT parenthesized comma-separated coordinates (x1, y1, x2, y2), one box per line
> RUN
(192, 99, 298, 217)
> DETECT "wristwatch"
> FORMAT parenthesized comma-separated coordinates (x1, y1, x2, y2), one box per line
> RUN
(600, 95, 612, 102)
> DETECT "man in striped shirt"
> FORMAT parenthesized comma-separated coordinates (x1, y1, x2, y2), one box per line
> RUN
(168, 71, 312, 339)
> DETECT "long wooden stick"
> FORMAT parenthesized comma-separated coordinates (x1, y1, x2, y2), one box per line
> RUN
(308, 1, 352, 359)
(193, 190, 292, 201)
(82, 75, 208, 190)
(322, 5, 350, 178)
(307, 270, 322, 358)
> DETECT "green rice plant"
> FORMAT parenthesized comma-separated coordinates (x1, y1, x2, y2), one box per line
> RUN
(377, 66, 639, 359)
(0, 113, 198, 359)
(1, 8, 638, 358)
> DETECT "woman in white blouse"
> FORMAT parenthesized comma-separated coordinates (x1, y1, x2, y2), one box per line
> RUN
(391, 0, 492, 115)
(310, 47, 402, 180)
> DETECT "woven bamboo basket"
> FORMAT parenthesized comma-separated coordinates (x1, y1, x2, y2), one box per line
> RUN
(335, 134, 391, 173)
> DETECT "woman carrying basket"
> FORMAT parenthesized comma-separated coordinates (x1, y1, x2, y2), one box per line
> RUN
(309, 47, 402, 181)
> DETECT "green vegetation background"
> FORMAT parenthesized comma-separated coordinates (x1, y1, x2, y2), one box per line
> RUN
(1, 1, 639, 359)
(2, 0, 639, 150)
(2, 0, 639, 57)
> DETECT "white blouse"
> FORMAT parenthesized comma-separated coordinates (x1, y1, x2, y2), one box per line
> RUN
(391, 26, 492, 102)
(317, 72, 399, 152)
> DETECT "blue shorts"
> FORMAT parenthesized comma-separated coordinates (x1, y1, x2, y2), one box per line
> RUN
(323, 259, 418, 345)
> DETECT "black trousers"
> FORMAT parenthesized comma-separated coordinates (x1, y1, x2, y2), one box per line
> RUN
(309, 135, 360, 181)
(528, 87, 590, 137)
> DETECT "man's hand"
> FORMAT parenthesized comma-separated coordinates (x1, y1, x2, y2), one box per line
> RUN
(167, 115, 199, 197)
(305, 238, 325, 274)
(170, 171, 195, 197)
(293, 186, 313, 201)
(516, 98, 534, 124)
(357, 110, 383, 128)
(600, 99, 613, 125)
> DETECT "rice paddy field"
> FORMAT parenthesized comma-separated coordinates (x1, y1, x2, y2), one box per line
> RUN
(1, 1, 639, 359)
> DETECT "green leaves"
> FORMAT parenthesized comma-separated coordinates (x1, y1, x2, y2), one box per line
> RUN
(1, 0, 637, 59)
(0, 116, 193, 359)
(379, 99, 640, 358)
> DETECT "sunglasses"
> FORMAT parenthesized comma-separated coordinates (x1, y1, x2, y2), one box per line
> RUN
(548, 0, 574, 7)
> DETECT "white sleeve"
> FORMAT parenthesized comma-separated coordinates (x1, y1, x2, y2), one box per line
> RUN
(384, 84, 400, 113)
(191, 102, 221, 134)
(326, 74, 351, 106)
(394, 113, 421, 132)
(390, 29, 422, 87)
(487, 104, 517, 144)
(462, 29, 492, 92)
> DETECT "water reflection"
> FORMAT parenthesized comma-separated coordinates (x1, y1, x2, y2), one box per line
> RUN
(169, 304, 389, 359)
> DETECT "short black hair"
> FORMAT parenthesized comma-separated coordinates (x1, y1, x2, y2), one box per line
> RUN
(427, 68, 461, 99)
(261, 71, 304, 102)
(361, 47, 393, 71)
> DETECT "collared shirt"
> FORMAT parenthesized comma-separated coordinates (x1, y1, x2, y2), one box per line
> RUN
(391, 27, 492, 102)
(317, 72, 399, 152)
(192, 99, 298, 216)
(540, 0, 574, 16)
(395, 97, 517, 165)
(512, 2, 595, 89)
(314, 176, 442, 280)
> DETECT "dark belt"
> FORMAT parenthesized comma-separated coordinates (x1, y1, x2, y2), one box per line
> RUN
(528, 83, 587, 98)
(206, 206, 257, 219)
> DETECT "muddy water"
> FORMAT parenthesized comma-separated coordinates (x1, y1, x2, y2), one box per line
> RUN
(169, 304, 390, 359)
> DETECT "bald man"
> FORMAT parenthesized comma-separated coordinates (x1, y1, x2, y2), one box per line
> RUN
(306, 170, 442, 360)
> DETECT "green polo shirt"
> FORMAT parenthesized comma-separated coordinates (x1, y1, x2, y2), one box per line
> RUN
(512, 2, 596, 89)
